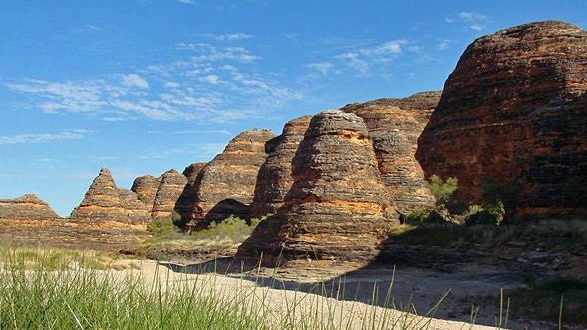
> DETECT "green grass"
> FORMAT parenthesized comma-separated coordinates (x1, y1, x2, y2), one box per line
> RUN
(142, 216, 264, 258)
(0, 244, 134, 271)
(0, 245, 457, 330)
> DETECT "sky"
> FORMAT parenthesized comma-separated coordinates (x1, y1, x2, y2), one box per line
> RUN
(0, 1, 585, 216)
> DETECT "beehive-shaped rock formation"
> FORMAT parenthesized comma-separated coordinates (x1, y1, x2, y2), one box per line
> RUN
(0, 194, 60, 220)
(151, 169, 188, 219)
(71, 168, 150, 223)
(250, 116, 312, 218)
(237, 111, 397, 265)
(190, 129, 276, 225)
(416, 20, 587, 216)
(131, 175, 160, 207)
(173, 163, 206, 226)
(341, 91, 440, 213)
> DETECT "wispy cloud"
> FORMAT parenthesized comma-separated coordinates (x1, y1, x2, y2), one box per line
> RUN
(120, 74, 149, 89)
(147, 129, 233, 135)
(446, 12, 489, 31)
(0, 129, 89, 145)
(437, 39, 450, 51)
(202, 33, 252, 41)
(305, 62, 334, 75)
(2, 40, 302, 124)
(306, 39, 414, 77)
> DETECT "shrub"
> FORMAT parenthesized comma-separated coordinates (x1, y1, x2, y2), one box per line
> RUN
(481, 183, 518, 224)
(147, 217, 176, 234)
(191, 216, 263, 243)
(429, 175, 458, 206)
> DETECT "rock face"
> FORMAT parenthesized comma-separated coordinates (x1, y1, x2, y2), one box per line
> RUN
(131, 175, 160, 207)
(416, 21, 587, 216)
(250, 116, 312, 219)
(341, 91, 440, 213)
(237, 111, 397, 265)
(71, 168, 151, 223)
(0, 194, 60, 220)
(174, 163, 207, 226)
(190, 129, 276, 225)
(151, 169, 188, 219)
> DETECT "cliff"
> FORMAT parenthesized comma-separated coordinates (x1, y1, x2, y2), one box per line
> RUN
(416, 21, 587, 217)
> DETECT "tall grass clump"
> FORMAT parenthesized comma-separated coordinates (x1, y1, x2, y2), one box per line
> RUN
(0, 245, 459, 330)
(0, 253, 266, 329)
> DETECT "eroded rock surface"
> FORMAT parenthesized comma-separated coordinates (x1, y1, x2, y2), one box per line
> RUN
(131, 175, 160, 207)
(0, 194, 60, 220)
(342, 91, 440, 213)
(190, 129, 276, 225)
(151, 169, 188, 219)
(416, 21, 587, 216)
(237, 111, 397, 265)
(71, 168, 150, 223)
(174, 163, 207, 225)
(250, 116, 312, 219)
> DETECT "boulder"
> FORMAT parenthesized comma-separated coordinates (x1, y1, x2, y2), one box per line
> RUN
(341, 91, 440, 213)
(70, 167, 151, 223)
(250, 116, 312, 218)
(151, 169, 188, 219)
(416, 21, 587, 216)
(0, 194, 60, 220)
(237, 110, 397, 265)
(190, 129, 276, 226)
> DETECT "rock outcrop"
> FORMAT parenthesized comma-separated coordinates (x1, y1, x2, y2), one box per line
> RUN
(0, 194, 60, 220)
(237, 111, 397, 265)
(341, 91, 440, 213)
(250, 116, 312, 219)
(151, 169, 188, 219)
(190, 129, 276, 225)
(131, 175, 160, 207)
(71, 168, 151, 223)
(416, 21, 587, 216)
(174, 163, 207, 225)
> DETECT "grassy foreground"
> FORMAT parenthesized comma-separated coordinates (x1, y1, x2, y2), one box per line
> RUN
(0, 245, 448, 330)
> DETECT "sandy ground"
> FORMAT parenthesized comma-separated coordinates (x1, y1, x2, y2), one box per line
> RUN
(2, 219, 581, 329)
(112, 259, 502, 330)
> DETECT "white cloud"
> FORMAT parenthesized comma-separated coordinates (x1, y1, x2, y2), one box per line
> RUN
(437, 39, 450, 50)
(361, 40, 406, 56)
(203, 33, 252, 41)
(0, 129, 88, 145)
(306, 62, 334, 75)
(176, 43, 260, 62)
(120, 74, 149, 89)
(336, 53, 369, 74)
(305, 39, 415, 77)
(446, 12, 489, 31)
(200, 75, 220, 84)
(148, 129, 233, 135)
(2, 39, 302, 124)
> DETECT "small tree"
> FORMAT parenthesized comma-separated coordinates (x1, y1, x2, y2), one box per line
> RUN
(481, 183, 518, 225)
(429, 175, 458, 206)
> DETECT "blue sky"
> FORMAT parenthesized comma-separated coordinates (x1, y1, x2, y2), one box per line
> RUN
(1, 1, 585, 216)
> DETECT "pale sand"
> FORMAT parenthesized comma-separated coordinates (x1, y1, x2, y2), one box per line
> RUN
(111, 259, 502, 330)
